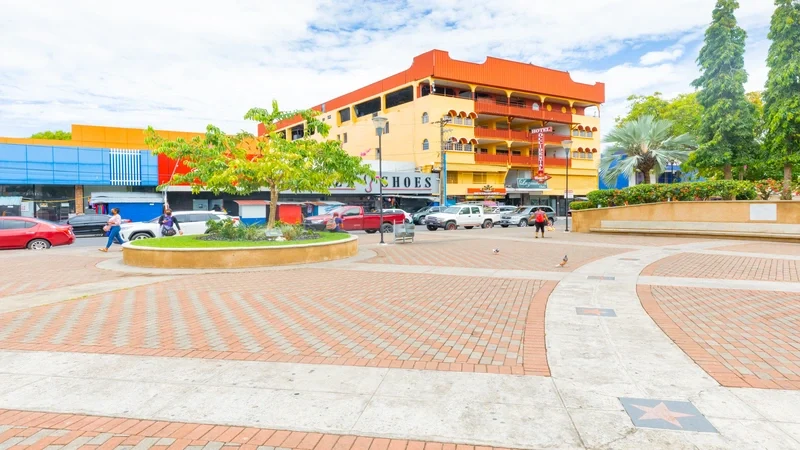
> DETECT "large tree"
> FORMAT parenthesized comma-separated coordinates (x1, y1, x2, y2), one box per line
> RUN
(600, 115, 696, 186)
(615, 92, 702, 138)
(692, 0, 758, 180)
(763, 0, 800, 199)
(145, 101, 374, 229)
(31, 130, 71, 140)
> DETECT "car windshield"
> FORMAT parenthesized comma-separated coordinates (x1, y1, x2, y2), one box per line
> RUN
(443, 207, 461, 214)
(415, 207, 431, 213)
(512, 207, 531, 214)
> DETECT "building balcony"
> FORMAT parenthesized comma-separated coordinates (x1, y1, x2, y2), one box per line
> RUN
(475, 126, 572, 145)
(474, 153, 509, 165)
(474, 152, 571, 168)
(475, 99, 573, 124)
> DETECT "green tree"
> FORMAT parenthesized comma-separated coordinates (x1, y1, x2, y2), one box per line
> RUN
(30, 130, 71, 140)
(600, 115, 697, 186)
(763, 0, 800, 199)
(614, 93, 669, 126)
(145, 101, 375, 229)
(692, 0, 758, 180)
(615, 92, 703, 138)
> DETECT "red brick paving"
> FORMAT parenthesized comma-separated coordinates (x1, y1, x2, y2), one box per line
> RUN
(367, 238, 627, 271)
(0, 254, 129, 298)
(639, 285, 800, 389)
(0, 410, 521, 449)
(642, 252, 800, 282)
(0, 269, 550, 375)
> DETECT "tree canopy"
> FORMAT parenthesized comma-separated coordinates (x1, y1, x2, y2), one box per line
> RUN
(600, 115, 696, 186)
(145, 100, 375, 228)
(692, 0, 758, 179)
(763, 0, 800, 198)
(30, 130, 71, 140)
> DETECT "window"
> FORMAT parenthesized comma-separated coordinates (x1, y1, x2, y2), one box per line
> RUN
(338, 108, 351, 123)
(453, 116, 463, 125)
(472, 172, 487, 184)
(343, 133, 348, 143)
(532, 103, 540, 111)
(354, 97, 381, 117)
(471, 207, 480, 215)
(459, 207, 471, 215)
(422, 139, 429, 150)
(573, 129, 580, 137)
(385, 122, 389, 134)
(464, 144, 473, 152)
(385, 86, 413, 109)
(465, 117, 473, 126)
(453, 142, 463, 151)
(327, 115, 331, 119)
(572, 151, 581, 159)
(337, 134, 340, 141)
(422, 112, 429, 124)
(587, 152, 594, 160)
(0, 219, 31, 229)
(447, 172, 458, 184)
(580, 130, 587, 137)
(587, 131, 594, 138)
(321, 103, 326, 113)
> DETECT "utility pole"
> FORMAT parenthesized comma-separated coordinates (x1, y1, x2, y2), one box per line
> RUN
(432, 117, 452, 206)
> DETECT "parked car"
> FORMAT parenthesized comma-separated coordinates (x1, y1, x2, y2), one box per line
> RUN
(425, 205, 490, 231)
(0, 216, 75, 250)
(120, 211, 236, 241)
(304, 206, 405, 233)
(496, 206, 557, 228)
(482, 206, 518, 227)
(382, 208, 412, 223)
(59, 214, 131, 237)
(411, 206, 448, 225)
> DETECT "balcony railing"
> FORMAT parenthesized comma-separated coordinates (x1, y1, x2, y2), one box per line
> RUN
(510, 155, 533, 166)
(473, 152, 571, 168)
(475, 98, 573, 124)
(474, 153, 509, 165)
(475, 126, 572, 144)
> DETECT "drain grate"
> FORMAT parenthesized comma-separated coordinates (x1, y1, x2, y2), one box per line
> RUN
(576, 307, 617, 317)
(587, 275, 616, 280)
(619, 258, 640, 261)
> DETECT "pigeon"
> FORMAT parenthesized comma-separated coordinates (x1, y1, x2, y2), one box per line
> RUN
(493, 248, 500, 254)
(556, 255, 568, 267)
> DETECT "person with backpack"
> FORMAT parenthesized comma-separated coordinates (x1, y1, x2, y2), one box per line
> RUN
(533, 207, 548, 239)
(326, 212, 343, 232)
(158, 209, 183, 237)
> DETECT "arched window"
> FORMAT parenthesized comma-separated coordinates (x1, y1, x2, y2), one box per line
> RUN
(422, 112, 429, 124)
(422, 139, 429, 150)
(532, 103, 540, 111)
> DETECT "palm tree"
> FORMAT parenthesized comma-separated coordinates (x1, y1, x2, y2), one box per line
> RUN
(600, 115, 696, 186)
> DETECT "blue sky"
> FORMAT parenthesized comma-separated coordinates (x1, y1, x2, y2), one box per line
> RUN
(0, 0, 775, 138)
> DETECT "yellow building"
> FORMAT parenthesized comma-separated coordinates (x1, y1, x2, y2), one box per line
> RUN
(269, 49, 605, 214)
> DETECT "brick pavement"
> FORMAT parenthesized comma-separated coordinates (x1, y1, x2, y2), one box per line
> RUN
(0, 254, 129, 298)
(0, 269, 550, 375)
(0, 410, 520, 450)
(642, 252, 800, 282)
(714, 242, 800, 257)
(367, 239, 626, 271)
(639, 285, 800, 389)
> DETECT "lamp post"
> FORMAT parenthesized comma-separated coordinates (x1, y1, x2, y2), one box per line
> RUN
(561, 140, 573, 232)
(372, 116, 388, 245)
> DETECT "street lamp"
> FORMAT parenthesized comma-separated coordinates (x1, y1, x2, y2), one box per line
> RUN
(561, 139, 573, 232)
(372, 116, 388, 245)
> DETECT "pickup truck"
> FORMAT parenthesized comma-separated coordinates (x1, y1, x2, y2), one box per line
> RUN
(424, 205, 492, 231)
(303, 206, 405, 233)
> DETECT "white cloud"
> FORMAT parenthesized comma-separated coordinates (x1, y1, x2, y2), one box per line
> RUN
(640, 48, 684, 65)
(0, 0, 775, 138)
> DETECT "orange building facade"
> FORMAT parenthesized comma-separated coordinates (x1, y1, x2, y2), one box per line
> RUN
(266, 50, 605, 212)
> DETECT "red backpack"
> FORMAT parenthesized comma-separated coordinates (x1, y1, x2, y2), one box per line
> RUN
(535, 210, 546, 223)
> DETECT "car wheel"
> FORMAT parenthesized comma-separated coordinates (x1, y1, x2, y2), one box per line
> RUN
(381, 223, 393, 233)
(365, 230, 377, 234)
(130, 233, 152, 240)
(482, 219, 493, 229)
(27, 239, 51, 250)
(445, 222, 457, 231)
(426, 225, 438, 231)
(501, 225, 509, 228)
(518, 220, 528, 227)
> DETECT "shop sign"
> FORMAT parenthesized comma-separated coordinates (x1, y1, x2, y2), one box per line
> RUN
(330, 172, 439, 195)
(517, 178, 548, 189)
(466, 187, 507, 196)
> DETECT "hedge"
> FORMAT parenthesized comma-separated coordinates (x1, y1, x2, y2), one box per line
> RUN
(582, 181, 757, 208)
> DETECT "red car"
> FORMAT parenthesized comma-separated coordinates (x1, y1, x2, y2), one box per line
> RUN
(0, 216, 75, 250)
(303, 206, 406, 233)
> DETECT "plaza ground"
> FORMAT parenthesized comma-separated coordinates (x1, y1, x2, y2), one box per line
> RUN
(1, 226, 800, 449)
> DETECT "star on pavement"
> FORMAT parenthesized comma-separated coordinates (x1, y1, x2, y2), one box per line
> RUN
(632, 402, 695, 428)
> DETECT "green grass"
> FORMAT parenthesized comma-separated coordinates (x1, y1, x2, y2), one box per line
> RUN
(129, 232, 350, 248)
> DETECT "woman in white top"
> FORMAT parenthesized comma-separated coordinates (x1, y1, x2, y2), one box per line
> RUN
(99, 207, 125, 252)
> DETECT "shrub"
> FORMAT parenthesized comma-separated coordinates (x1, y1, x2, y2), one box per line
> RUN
(203, 219, 321, 242)
(568, 201, 595, 211)
(584, 180, 756, 208)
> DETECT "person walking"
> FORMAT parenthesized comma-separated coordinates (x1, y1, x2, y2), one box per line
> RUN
(533, 207, 548, 239)
(99, 207, 124, 252)
(158, 209, 183, 237)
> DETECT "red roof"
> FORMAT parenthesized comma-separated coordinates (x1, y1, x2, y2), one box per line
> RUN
(233, 200, 267, 206)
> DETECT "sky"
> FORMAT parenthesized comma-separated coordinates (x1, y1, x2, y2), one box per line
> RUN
(0, 0, 776, 139)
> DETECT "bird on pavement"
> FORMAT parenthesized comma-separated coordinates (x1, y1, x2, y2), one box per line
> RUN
(556, 255, 568, 267)
(493, 248, 500, 254)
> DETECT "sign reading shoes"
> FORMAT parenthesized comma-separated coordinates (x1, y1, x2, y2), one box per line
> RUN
(330, 172, 439, 194)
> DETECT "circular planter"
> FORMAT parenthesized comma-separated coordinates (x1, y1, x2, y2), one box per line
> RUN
(122, 235, 358, 269)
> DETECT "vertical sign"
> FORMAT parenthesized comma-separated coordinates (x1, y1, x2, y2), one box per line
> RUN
(537, 132, 545, 174)
(530, 127, 553, 183)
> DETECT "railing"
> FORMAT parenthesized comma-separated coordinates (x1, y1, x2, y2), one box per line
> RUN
(474, 127, 510, 140)
(475, 153, 509, 165)
(510, 155, 533, 166)
(475, 98, 573, 124)
(475, 126, 572, 144)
